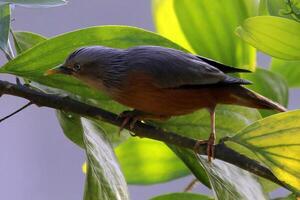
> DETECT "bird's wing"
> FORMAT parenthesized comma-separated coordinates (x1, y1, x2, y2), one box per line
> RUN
(195, 55, 251, 73)
(124, 46, 250, 89)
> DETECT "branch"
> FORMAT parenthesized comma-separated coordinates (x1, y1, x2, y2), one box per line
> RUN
(0, 79, 290, 190)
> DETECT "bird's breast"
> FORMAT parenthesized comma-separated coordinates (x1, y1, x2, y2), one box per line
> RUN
(108, 72, 217, 116)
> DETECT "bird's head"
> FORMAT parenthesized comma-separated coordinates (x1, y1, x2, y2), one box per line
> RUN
(45, 47, 100, 78)
(45, 46, 123, 83)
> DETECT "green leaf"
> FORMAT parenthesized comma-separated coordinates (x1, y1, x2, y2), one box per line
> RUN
(0, 26, 184, 104)
(259, 0, 269, 15)
(115, 137, 190, 185)
(154, 0, 258, 70)
(0, 0, 66, 7)
(228, 110, 300, 193)
(152, 0, 193, 52)
(267, 0, 300, 21)
(150, 192, 213, 200)
(168, 147, 210, 188)
(12, 31, 47, 54)
(196, 156, 266, 200)
(156, 105, 262, 191)
(241, 68, 289, 117)
(158, 105, 261, 140)
(82, 118, 129, 200)
(270, 58, 300, 88)
(236, 16, 300, 60)
(0, 3, 10, 54)
(56, 111, 84, 148)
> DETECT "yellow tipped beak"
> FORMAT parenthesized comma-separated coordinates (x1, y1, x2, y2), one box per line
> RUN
(44, 65, 73, 76)
(44, 68, 60, 76)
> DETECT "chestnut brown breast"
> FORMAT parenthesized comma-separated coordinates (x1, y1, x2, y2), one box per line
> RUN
(109, 71, 219, 116)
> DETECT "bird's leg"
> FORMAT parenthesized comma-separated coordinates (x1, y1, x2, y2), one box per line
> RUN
(207, 107, 216, 162)
(118, 110, 168, 136)
(194, 106, 216, 162)
(118, 110, 142, 135)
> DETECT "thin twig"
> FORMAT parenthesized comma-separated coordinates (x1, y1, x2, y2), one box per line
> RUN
(0, 80, 293, 192)
(184, 178, 199, 192)
(0, 102, 32, 123)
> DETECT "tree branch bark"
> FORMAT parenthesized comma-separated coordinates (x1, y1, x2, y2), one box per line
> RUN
(0, 79, 290, 190)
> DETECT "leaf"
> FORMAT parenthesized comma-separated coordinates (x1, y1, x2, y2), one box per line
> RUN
(0, 3, 10, 54)
(150, 192, 213, 200)
(241, 68, 289, 117)
(236, 16, 300, 60)
(267, 0, 300, 21)
(270, 58, 300, 88)
(196, 156, 266, 200)
(56, 111, 85, 148)
(0, 26, 184, 104)
(12, 31, 47, 54)
(81, 118, 129, 200)
(156, 105, 262, 192)
(0, 0, 66, 7)
(152, 0, 193, 52)
(228, 110, 300, 193)
(158, 105, 261, 140)
(259, 0, 269, 15)
(154, 0, 258, 70)
(115, 137, 190, 185)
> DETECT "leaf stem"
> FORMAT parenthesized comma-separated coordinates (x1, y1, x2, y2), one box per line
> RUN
(183, 178, 199, 192)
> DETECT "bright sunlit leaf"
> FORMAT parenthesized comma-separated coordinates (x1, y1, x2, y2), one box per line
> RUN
(228, 110, 300, 192)
(154, 0, 258, 71)
(152, 0, 193, 52)
(115, 137, 190, 184)
(236, 16, 300, 60)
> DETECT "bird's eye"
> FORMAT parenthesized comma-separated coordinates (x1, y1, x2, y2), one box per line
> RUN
(73, 64, 81, 71)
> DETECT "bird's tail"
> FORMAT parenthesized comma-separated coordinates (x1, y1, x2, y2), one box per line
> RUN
(223, 86, 287, 112)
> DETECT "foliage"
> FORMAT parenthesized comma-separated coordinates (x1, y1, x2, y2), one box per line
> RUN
(1, 0, 300, 199)
(228, 110, 300, 193)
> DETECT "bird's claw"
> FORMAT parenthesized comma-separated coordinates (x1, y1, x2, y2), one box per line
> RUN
(194, 135, 215, 162)
(118, 111, 139, 136)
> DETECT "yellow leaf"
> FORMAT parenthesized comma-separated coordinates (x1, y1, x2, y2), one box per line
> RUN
(228, 110, 300, 192)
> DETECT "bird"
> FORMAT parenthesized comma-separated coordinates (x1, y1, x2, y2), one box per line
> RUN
(45, 45, 286, 161)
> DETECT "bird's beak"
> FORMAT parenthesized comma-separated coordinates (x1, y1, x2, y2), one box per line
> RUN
(44, 65, 73, 76)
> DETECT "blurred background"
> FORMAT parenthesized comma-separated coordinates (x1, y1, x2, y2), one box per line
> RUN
(0, 0, 298, 199)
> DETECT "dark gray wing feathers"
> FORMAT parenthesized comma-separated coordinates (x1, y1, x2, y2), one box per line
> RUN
(195, 55, 251, 73)
(123, 46, 251, 88)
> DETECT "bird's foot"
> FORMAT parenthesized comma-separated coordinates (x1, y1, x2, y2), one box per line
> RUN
(193, 135, 215, 162)
(118, 110, 142, 136)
